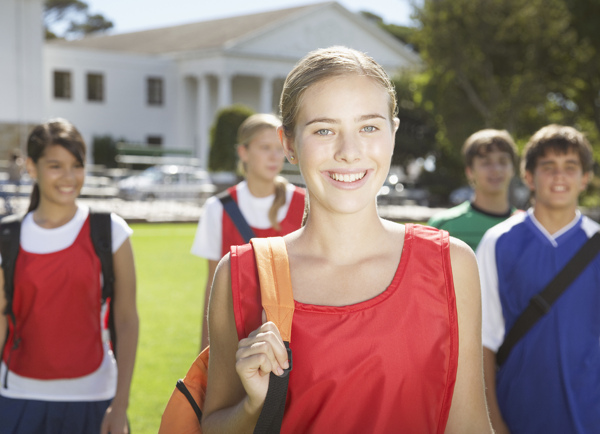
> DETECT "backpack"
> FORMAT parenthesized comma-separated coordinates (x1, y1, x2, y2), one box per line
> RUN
(159, 237, 294, 434)
(0, 211, 115, 386)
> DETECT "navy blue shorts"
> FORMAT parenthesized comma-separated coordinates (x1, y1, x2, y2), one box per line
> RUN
(0, 396, 111, 434)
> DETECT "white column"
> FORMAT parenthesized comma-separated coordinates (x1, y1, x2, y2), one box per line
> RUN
(197, 75, 211, 169)
(217, 74, 232, 110)
(259, 76, 274, 114)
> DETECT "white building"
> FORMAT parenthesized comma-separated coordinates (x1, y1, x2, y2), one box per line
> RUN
(1, 0, 419, 167)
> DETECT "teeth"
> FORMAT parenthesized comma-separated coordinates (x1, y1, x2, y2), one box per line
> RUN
(330, 172, 366, 182)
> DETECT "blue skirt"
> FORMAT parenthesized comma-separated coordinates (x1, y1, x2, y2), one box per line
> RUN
(0, 396, 111, 434)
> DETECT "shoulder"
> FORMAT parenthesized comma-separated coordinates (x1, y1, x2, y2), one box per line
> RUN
(289, 184, 306, 197)
(478, 210, 527, 249)
(204, 194, 224, 214)
(427, 201, 470, 227)
(90, 210, 133, 253)
(581, 215, 600, 237)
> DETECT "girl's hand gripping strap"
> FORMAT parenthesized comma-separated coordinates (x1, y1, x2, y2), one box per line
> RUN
(250, 237, 294, 434)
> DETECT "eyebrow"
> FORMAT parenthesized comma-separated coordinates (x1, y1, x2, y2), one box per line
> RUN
(304, 113, 387, 127)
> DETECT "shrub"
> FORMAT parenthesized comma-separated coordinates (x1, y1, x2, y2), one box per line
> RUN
(208, 104, 254, 172)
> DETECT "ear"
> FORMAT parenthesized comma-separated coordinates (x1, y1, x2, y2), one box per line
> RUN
(278, 126, 297, 165)
(524, 170, 535, 191)
(465, 166, 474, 183)
(25, 157, 37, 182)
(580, 171, 592, 192)
(237, 144, 248, 163)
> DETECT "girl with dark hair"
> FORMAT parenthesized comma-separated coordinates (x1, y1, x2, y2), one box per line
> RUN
(0, 119, 138, 434)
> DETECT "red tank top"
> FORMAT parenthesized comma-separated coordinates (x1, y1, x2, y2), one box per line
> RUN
(230, 224, 458, 433)
(220, 185, 305, 257)
(3, 217, 104, 379)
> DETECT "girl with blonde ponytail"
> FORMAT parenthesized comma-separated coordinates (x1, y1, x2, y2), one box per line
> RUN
(191, 113, 305, 350)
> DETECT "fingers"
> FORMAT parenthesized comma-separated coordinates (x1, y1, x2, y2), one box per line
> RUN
(237, 322, 289, 376)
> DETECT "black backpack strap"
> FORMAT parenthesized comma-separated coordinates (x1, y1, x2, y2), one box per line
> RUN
(253, 342, 292, 434)
(0, 214, 24, 318)
(89, 211, 117, 354)
(218, 190, 256, 243)
(497, 230, 600, 366)
(176, 379, 203, 422)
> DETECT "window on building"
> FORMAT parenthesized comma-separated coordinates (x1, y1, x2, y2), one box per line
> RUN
(147, 77, 163, 106)
(147, 136, 163, 146)
(87, 73, 104, 102)
(53, 71, 71, 99)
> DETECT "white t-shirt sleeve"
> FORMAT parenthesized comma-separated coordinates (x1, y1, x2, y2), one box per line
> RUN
(110, 213, 133, 253)
(476, 230, 505, 352)
(191, 195, 223, 261)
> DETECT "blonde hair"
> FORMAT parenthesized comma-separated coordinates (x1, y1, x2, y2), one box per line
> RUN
(280, 46, 398, 138)
(237, 113, 288, 231)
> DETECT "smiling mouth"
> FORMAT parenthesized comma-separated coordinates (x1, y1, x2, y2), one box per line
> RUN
(329, 172, 366, 183)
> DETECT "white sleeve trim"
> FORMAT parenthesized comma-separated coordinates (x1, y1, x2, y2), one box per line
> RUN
(476, 229, 505, 352)
(191, 195, 223, 261)
(110, 213, 133, 253)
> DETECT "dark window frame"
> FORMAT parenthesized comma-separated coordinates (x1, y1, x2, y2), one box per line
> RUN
(53, 70, 72, 99)
(147, 135, 163, 146)
(147, 77, 164, 106)
(87, 72, 104, 102)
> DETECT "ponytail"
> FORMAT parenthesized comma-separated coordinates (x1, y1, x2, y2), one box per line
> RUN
(27, 183, 40, 213)
(268, 176, 288, 231)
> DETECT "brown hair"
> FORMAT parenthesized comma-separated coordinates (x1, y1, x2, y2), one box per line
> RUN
(237, 113, 287, 231)
(279, 46, 398, 138)
(462, 129, 518, 168)
(26, 118, 86, 212)
(522, 124, 594, 176)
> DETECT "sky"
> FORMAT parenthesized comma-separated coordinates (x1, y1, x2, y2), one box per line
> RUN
(82, 0, 417, 35)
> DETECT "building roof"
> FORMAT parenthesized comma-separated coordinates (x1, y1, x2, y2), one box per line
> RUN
(48, 2, 332, 55)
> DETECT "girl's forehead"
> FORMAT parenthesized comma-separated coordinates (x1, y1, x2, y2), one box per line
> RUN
(297, 75, 390, 117)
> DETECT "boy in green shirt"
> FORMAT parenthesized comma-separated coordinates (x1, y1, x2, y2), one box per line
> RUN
(428, 129, 519, 250)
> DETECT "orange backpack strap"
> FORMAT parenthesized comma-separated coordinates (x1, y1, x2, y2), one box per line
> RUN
(251, 237, 294, 433)
(159, 237, 293, 434)
(251, 237, 294, 343)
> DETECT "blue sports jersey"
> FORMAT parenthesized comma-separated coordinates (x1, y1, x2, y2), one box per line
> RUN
(477, 210, 600, 434)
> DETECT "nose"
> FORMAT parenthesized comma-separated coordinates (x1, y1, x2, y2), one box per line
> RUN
(334, 132, 361, 163)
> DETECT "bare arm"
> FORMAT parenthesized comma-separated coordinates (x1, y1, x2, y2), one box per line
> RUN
(200, 259, 219, 351)
(101, 239, 139, 434)
(483, 347, 510, 434)
(201, 256, 288, 433)
(444, 239, 494, 434)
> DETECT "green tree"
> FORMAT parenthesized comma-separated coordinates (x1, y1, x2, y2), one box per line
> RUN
(44, 0, 113, 39)
(410, 0, 600, 202)
(208, 105, 255, 172)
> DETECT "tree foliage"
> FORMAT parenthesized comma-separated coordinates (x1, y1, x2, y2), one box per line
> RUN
(44, 0, 113, 39)
(208, 105, 255, 172)
(407, 0, 600, 203)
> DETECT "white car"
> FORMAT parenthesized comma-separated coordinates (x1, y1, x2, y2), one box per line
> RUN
(117, 165, 216, 201)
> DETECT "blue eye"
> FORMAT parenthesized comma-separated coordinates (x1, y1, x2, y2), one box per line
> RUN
(362, 126, 377, 133)
(316, 129, 331, 136)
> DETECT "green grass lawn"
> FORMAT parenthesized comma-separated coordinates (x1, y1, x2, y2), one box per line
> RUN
(128, 223, 207, 433)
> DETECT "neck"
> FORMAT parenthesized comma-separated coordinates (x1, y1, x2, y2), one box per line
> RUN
(291, 202, 386, 265)
(532, 205, 578, 235)
(471, 191, 510, 214)
(33, 202, 78, 228)
(245, 175, 276, 198)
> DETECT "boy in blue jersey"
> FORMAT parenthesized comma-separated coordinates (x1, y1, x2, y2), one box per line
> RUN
(477, 124, 599, 434)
